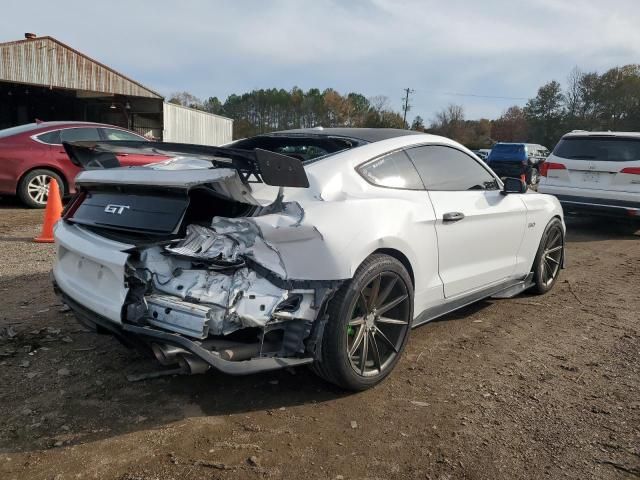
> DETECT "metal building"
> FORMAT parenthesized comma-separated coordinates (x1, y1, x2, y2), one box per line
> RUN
(0, 34, 232, 145)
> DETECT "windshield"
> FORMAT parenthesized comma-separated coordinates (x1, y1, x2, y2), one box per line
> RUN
(553, 137, 640, 161)
(0, 123, 41, 139)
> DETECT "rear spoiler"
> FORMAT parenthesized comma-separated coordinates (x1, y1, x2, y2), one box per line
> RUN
(62, 140, 309, 188)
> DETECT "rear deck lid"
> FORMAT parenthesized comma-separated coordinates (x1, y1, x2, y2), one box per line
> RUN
(70, 167, 260, 235)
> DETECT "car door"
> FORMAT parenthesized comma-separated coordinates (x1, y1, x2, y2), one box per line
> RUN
(405, 145, 527, 298)
(99, 128, 157, 166)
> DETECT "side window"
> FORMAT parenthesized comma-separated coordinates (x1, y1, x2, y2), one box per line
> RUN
(36, 130, 61, 144)
(358, 150, 424, 190)
(59, 128, 101, 142)
(406, 145, 499, 191)
(101, 128, 144, 141)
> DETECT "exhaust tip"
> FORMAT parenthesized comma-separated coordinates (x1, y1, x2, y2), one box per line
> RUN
(151, 343, 184, 366)
(178, 355, 210, 375)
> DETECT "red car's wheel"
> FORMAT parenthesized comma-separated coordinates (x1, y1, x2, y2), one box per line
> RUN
(18, 169, 65, 209)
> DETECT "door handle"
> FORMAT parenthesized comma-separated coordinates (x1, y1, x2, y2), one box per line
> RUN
(443, 212, 465, 223)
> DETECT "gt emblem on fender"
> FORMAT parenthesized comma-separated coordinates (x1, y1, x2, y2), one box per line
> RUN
(104, 204, 130, 214)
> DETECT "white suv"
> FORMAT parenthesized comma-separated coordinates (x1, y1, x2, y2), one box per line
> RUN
(538, 131, 640, 220)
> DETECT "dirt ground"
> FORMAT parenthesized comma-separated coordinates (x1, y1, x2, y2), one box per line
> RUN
(0, 197, 638, 480)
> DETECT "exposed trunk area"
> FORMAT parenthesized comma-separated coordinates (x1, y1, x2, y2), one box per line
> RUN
(63, 175, 332, 368)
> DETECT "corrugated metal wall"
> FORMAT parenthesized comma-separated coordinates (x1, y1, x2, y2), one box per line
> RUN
(0, 37, 161, 98)
(163, 102, 233, 146)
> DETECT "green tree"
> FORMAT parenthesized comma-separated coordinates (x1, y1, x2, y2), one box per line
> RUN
(524, 81, 565, 147)
(202, 96, 223, 115)
(411, 115, 425, 131)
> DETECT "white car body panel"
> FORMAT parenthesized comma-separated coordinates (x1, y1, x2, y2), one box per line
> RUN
(427, 189, 527, 298)
(54, 131, 564, 343)
(53, 221, 133, 323)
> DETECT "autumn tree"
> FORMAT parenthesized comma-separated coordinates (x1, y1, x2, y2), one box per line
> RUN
(429, 104, 466, 142)
(492, 106, 529, 142)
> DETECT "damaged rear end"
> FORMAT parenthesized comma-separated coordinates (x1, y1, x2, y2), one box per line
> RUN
(53, 141, 339, 375)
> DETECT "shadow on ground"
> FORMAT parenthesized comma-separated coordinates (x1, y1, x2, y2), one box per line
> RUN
(565, 215, 640, 241)
(0, 270, 346, 454)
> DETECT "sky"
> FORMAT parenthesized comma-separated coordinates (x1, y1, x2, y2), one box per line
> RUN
(3, 0, 640, 122)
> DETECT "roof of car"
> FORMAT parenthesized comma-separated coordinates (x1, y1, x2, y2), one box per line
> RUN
(34, 121, 119, 129)
(265, 128, 424, 143)
(563, 130, 640, 139)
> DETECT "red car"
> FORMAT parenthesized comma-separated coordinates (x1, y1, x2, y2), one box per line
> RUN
(0, 121, 161, 208)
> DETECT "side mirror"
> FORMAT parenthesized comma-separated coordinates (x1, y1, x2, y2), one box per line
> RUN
(501, 177, 527, 195)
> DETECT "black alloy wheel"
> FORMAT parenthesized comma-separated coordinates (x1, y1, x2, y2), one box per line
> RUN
(312, 254, 413, 390)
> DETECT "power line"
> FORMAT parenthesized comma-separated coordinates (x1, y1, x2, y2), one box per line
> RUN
(440, 91, 529, 101)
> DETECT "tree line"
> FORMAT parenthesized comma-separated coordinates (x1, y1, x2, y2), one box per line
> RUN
(168, 88, 405, 139)
(428, 64, 640, 149)
(169, 63, 640, 149)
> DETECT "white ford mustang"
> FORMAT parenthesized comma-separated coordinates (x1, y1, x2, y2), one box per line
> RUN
(53, 128, 565, 390)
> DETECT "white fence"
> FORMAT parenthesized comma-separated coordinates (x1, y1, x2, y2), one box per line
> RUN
(163, 102, 233, 146)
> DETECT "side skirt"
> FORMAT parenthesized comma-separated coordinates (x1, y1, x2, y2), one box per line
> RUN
(412, 274, 534, 328)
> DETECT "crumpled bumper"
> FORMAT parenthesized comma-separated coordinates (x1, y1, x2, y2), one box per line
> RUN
(54, 281, 314, 375)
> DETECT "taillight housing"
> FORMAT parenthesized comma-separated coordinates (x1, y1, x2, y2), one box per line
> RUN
(62, 191, 86, 219)
(540, 162, 566, 177)
(620, 167, 640, 175)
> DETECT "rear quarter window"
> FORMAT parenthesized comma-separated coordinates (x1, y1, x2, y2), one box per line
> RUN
(36, 130, 61, 144)
(553, 137, 640, 162)
(358, 150, 424, 190)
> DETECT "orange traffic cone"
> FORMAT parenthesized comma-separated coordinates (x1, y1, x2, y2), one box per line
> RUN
(34, 178, 63, 243)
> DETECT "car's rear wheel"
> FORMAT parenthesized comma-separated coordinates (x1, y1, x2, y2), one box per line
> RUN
(312, 254, 413, 391)
(18, 169, 65, 209)
(531, 218, 564, 294)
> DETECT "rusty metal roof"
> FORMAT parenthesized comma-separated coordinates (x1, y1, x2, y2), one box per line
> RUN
(0, 36, 162, 99)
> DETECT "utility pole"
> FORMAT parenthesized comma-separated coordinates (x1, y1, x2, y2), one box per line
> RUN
(402, 88, 414, 127)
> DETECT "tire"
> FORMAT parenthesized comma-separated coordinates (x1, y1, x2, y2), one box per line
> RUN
(312, 254, 413, 391)
(17, 169, 65, 209)
(531, 218, 564, 294)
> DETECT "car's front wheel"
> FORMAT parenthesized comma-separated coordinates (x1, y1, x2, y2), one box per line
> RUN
(312, 254, 413, 391)
(531, 218, 564, 294)
(18, 169, 65, 208)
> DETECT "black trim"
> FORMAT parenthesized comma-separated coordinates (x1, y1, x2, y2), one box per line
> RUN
(554, 194, 640, 209)
(62, 141, 310, 188)
(413, 275, 534, 328)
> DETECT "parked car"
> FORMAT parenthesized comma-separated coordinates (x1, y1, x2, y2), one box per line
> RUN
(486, 143, 549, 185)
(0, 121, 160, 208)
(538, 131, 640, 220)
(471, 149, 491, 161)
(53, 128, 565, 391)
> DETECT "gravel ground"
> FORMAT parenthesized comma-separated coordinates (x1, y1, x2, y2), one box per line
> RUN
(0, 198, 638, 480)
